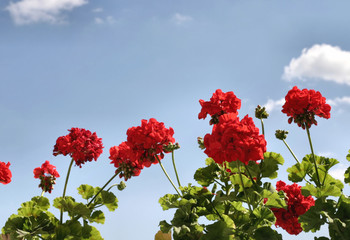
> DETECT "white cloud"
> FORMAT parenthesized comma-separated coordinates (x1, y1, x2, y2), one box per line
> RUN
(94, 17, 103, 24)
(263, 98, 285, 112)
(6, 0, 87, 25)
(92, 7, 103, 13)
(172, 13, 192, 25)
(317, 152, 335, 158)
(329, 164, 347, 181)
(327, 96, 350, 106)
(283, 44, 350, 86)
(94, 16, 116, 25)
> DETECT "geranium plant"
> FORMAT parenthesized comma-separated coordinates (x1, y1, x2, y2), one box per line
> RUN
(1, 87, 350, 240)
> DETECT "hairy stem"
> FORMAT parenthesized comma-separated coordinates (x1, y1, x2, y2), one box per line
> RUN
(87, 173, 118, 207)
(60, 158, 74, 224)
(171, 151, 181, 187)
(306, 126, 321, 187)
(156, 155, 182, 196)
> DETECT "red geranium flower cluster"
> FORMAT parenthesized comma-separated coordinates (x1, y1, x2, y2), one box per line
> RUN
(203, 113, 266, 165)
(109, 118, 175, 180)
(33, 161, 60, 193)
(282, 86, 331, 129)
(198, 89, 241, 124)
(53, 128, 104, 167)
(271, 181, 315, 235)
(0, 161, 12, 185)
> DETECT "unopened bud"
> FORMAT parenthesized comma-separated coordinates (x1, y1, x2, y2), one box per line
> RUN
(197, 137, 205, 150)
(275, 130, 288, 140)
(117, 181, 126, 191)
(255, 105, 269, 119)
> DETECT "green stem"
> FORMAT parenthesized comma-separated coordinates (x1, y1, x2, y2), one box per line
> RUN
(171, 151, 181, 187)
(214, 179, 225, 188)
(87, 173, 118, 207)
(243, 164, 258, 188)
(60, 158, 75, 224)
(260, 119, 265, 136)
(306, 126, 321, 187)
(156, 155, 182, 196)
(236, 161, 252, 213)
(282, 139, 300, 164)
(41, 190, 45, 197)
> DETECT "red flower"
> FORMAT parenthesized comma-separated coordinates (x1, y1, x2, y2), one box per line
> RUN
(53, 128, 104, 167)
(198, 89, 241, 124)
(126, 118, 175, 166)
(271, 181, 315, 235)
(203, 113, 266, 165)
(282, 86, 331, 129)
(109, 142, 142, 181)
(0, 161, 12, 185)
(33, 161, 60, 193)
(109, 118, 175, 180)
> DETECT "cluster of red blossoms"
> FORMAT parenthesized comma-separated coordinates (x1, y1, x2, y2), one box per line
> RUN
(199, 90, 266, 165)
(33, 161, 60, 193)
(282, 86, 331, 129)
(0, 161, 12, 185)
(271, 181, 315, 235)
(53, 128, 104, 167)
(198, 89, 241, 125)
(109, 118, 176, 180)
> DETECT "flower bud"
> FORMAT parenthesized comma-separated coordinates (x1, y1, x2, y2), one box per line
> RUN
(117, 181, 126, 191)
(275, 130, 288, 140)
(255, 105, 269, 119)
(197, 137, 205, 150)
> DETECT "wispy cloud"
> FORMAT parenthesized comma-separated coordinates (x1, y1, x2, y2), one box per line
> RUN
(327, 96, 350, 106)
(6, 0, 87, 25)
(262, 98, 285, 112)
(94, 16, 116, 25)
(172, 13, 193, 25)
(283, 44, 350, 86)
(329, 164, 347, 182)
(92, 7, 103, 13)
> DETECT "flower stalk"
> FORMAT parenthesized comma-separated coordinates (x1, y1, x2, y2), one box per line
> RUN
(156, 155, 182, 196)
(60, 158, 75, 224)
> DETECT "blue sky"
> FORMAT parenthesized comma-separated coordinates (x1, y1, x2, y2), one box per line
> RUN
(1, 0, 350, 239)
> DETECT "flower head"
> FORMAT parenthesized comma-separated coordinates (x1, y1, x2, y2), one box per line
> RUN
(282, 86, 331, 129)
(198, 89, 241, 124)
(109, 118, 176, 180)
(53, 128, 104, 167)
(33, 161, 60, 193)
(0, 161, 12, 185)
(203, 113, 266, 165)
(271, 181, 315, 235)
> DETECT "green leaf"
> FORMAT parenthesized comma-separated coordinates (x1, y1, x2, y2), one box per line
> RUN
(260, 152, 284, 179)
(90, 210, 105, 224)
(159, 220, 172, 233)
(31, 196, 50, 211)
(77, 184, 95, 200)
(252, 207, 275, 228)
(83, 226, 103, 240)
(100, 191, 118, 212)
(159, 194, 180, 211)
(229, 174, 252, 192)
(346, 150, 350, 162)
(253, 227, 282, 240)
(287, 161, 313, 182)
(194, 162, 220, 187)
(302, 182, 342, 198)
(261, 189, 287, 209)
(335, 195, 350, 221)
(201, 215, 235, 240)
(299, 199, 335, 232)
(345, 167, 350, 185)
